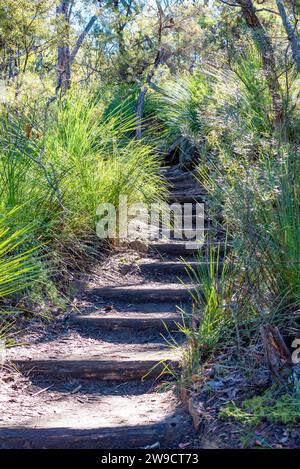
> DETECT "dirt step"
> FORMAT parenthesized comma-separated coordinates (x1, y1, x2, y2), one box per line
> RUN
(69, 311, 182, 332)
(167, 172, 196, 183)
(138, 259, 225, 276)
(12, 346, 182, 381)
(87, 302, 185, 314)
(7, 340, 181, 381)
(0, 391, 190, 449)
(148, 240, 227, 256)
(164, 227, 211, 240)
(138, 260, 199, 275)
(155, 223, 211, 239)
(167, 193, 206, 204)
(168, 178, 200, 191)
(162, 166, 186, 178)
(90, 283, 194, 303)
(149, 241, 199, 256)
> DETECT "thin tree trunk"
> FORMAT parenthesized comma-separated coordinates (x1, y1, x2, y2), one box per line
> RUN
(70, 15, 97, 65)
(276, 0, 300, 72)
(236, 0, 283, 126)
(136, 48, 165, 139)
(56, 0, 98, 92)
(136, 1, 165, 139)
(56, 0, 71, 91)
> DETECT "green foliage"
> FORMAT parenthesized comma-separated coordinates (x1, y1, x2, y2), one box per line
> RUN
(215, 45, 273, 140)
(0, 111, 55, 228)
(150, 70, 212, 145)
(157, 41, 300, 390)
(0, 86, 167, 315)
(177, 243, 235, 380)
(46, 89, 166, 236)
(0, 208, 39, 302)
(1, 88, 166, 239)
(198, 147, 300, 320)
(220, 387, 300, 426)
(148, 45, 274, 163)
(229, 150, 300, 312)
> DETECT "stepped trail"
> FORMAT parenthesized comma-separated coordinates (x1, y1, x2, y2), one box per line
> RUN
(0, 165, 221, 449)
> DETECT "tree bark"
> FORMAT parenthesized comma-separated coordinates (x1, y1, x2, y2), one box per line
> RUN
(260, 324, 292, 381)
(56, 0, 71, 91)
(57, 1, 98, 91)
(136, 0, 165, 139)
(236, 0, 283, 126)
(136, 48, 165, 139)
(276, 0, 300, 72)
(70, 15, 97, 65)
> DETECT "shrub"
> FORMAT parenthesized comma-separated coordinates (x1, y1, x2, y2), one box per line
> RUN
(0, 87, 167, 315)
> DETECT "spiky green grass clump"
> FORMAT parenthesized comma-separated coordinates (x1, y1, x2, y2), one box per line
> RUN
(0, 87, 167, 319)
(45, 89, 167, 236)
(0, 208, 40, 325)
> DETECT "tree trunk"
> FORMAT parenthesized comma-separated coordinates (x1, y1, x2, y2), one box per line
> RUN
(236, 0, 283, 126)
(56, 0, 71, 91)
(136, 0, 166, 139)
(56, 1, 98, 92)
(70, 15, 97, 65)
(136, 48, 165, 139)
(276, 0, 300, 72)
(111, 0, 133, 81)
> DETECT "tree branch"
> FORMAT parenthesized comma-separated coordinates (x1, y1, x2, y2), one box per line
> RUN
(70, 15, 98, 65)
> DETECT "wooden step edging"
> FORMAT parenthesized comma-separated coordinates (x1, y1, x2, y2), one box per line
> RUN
(137, 260, 224, 275)
(12, 355, 181, 381)
(69, 312, 182, 331)
(89, 284, 196, 303)
(0, 415, 191, 449)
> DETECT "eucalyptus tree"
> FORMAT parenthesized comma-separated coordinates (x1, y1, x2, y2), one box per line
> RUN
(56, 0, 101, 90)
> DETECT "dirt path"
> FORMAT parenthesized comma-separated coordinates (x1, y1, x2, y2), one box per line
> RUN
(0, 165, 207, 449)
